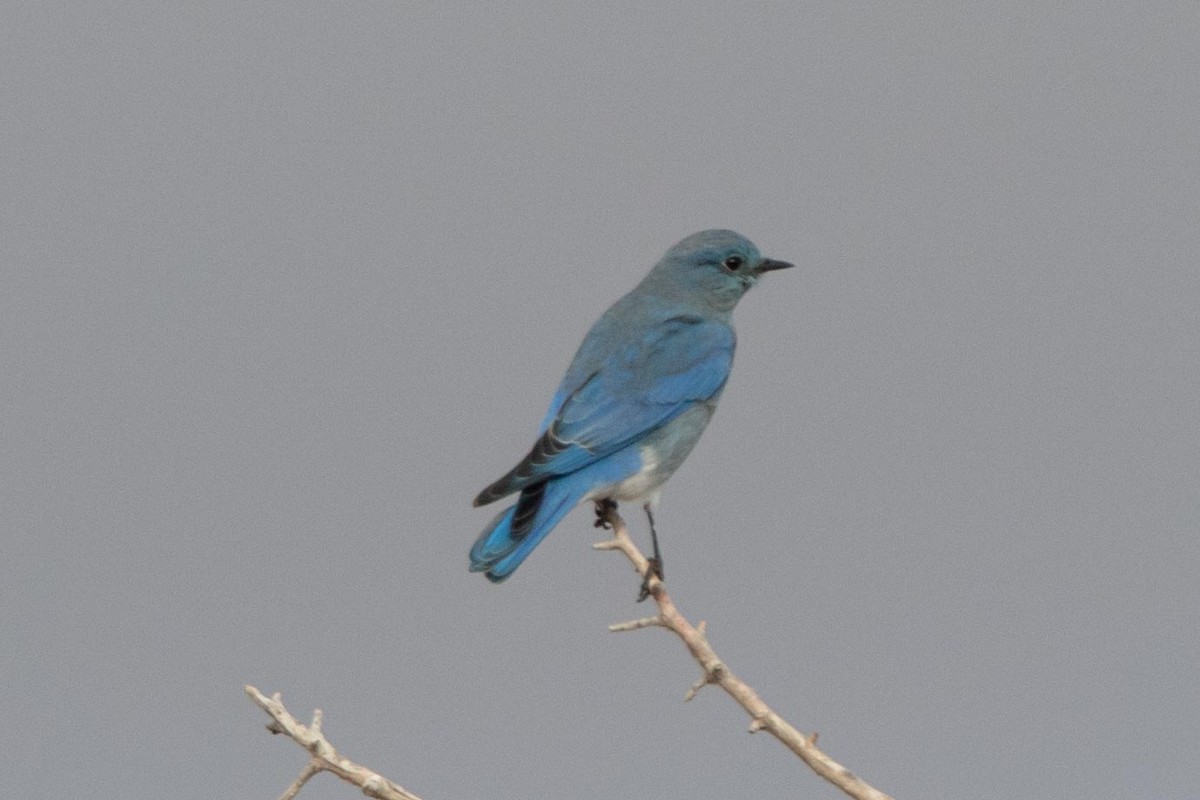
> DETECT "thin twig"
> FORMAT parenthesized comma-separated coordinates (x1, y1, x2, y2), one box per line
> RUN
(592, 505, 893, 800)
(245, 685, 423, 800)
(608, 615, 666, 632)
(279, 762, 320, 800)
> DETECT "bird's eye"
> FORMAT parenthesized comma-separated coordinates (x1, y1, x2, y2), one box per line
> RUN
(723, 255, 744, 271)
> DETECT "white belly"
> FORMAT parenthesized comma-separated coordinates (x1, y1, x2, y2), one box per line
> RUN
(604, 445, 666, 504)
(582, 400, 717, 508)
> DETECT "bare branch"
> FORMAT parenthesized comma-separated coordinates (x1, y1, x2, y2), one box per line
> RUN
(608, 615, 666, 632)
(594, 504, 894, 800)
(246, 508, 891, 800)
(245, 685, 423, 800)
(279, 762, 320, 800)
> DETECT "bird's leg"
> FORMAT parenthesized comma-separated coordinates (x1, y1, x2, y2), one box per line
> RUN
(644, 504, 664, 578)
(637, 504, 665, 602)
(593, 498, 619, 529)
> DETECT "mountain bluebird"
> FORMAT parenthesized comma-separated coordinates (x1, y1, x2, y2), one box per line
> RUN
(470, 229, 792, 593)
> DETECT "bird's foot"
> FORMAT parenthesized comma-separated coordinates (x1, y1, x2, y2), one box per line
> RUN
(636, 557, 664, 603)
(593, 498, 618, 529)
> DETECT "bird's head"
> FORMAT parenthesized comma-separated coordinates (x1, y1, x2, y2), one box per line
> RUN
(643, 229, 794, 313)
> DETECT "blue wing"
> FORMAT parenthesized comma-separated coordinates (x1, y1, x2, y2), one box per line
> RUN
(474, 315, 733, 506)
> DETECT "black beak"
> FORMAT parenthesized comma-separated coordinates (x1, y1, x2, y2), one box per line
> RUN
(755, 258, 795, 273)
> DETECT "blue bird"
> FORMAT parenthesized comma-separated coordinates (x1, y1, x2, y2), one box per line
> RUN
(470, 229, 793, 592)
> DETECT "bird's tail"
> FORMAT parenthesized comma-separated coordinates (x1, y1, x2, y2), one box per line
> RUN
(469, 478, 582, 582)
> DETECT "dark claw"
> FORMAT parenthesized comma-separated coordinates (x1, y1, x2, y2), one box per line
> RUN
(636, 557, 664, 602)
(593, 498, 618, 529)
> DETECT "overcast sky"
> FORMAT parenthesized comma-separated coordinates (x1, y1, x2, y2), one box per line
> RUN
(3, 4, 1198, 799)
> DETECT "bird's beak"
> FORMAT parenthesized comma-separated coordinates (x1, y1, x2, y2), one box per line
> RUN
(755, 258, 795, 274)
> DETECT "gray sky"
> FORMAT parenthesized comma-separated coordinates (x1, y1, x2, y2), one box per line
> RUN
(3, 4, 1198, 799)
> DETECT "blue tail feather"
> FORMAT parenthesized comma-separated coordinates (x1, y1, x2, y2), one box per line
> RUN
(470, 444, 643, 582)
(469, 505, 519, 575)
(468, 479, 584, 582)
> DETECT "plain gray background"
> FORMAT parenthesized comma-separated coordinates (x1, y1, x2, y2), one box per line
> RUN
(3, 4, 1198, 799)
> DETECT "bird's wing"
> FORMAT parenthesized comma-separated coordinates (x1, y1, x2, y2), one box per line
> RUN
(474, 316, 733, 505)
